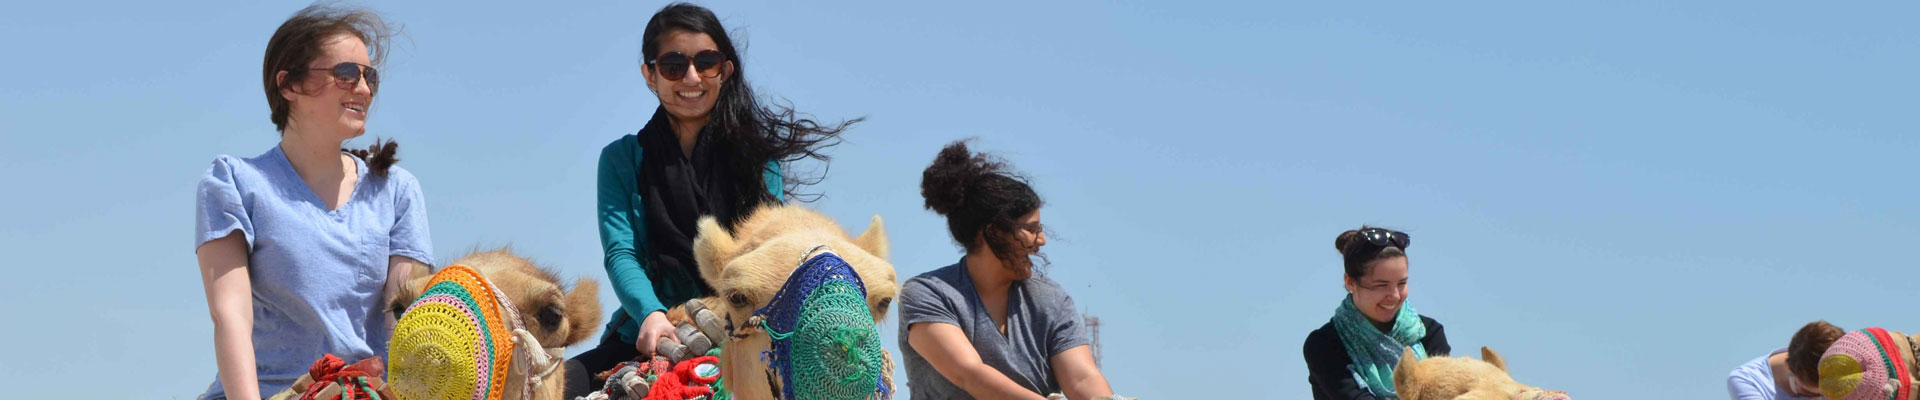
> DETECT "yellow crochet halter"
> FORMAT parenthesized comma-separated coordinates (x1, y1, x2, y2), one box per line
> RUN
(387, 265, 521, 400)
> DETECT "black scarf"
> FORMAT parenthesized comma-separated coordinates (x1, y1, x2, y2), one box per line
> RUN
(638, 107, 752, 300)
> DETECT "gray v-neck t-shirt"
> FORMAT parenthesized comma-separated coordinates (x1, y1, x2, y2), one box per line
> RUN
(897, 261, 1091, 399)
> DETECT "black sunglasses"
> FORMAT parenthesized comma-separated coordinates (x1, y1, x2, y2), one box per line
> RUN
(1356, 228, 1410, 249)
(306, 62, 379, 92)
(646, 50, 726, 81)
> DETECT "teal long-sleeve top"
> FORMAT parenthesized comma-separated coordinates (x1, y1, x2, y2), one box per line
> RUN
(597, 133, 782, 343)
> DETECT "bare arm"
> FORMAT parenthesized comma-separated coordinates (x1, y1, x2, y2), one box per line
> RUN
(384, 255, 427, 328)
(198, 233, 260, 400)
(1049, 345, 1113, 400)
(906, 322, 1049, 400)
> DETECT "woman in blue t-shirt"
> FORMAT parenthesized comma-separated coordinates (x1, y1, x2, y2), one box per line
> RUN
(193, 5, 431, 400)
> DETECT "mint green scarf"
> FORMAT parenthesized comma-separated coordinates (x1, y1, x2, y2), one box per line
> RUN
(1332, 295, 1427, 399)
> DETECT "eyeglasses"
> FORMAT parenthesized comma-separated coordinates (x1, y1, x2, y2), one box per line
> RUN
(1356, 228, 1410, 249)
(646, 50, 726, 81)
(306, 62, 379, 92)
(1017, 222, 1045, 236)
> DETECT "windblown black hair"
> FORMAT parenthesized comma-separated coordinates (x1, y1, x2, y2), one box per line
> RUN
(920, 140, 1046, 266)
(642, 3, 862, 206)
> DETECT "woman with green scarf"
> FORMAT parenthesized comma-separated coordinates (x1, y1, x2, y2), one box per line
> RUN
(1303, 226, 1451, 399)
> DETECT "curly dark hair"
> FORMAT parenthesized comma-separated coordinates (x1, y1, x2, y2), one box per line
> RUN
(642, 3, 861, 206)
(920, 140, 1046, 267)
(1334, 226, 1409, 281)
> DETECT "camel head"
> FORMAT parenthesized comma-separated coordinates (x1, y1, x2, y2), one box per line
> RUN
(683, 204, 897, 400)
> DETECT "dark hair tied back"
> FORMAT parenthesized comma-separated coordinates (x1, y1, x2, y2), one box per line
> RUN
(1335, 226, 1408, 280)
(345, 138, 398, 178)
(920, 140, 1044, 265)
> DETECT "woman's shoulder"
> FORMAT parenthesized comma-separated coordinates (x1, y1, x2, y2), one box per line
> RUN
(1302, 320, 1350, 366)
(199, 149, 280, 186)
(1417, 314, 1451, 354)
(603, 133, 641, 150)
(598, 133, 644, 166)
(370, 162, 421, 189)
(903, 263, 967, 292)
(1017, 274, 1074, 302)
(1304, 320, 1340, 346)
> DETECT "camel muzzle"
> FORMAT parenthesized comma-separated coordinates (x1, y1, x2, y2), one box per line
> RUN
(737, 245, 892, 400)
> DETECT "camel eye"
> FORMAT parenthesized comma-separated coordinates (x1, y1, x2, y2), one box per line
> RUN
(390, 303, 408, 318)
(536, 305, 562, 331)
(875, 297, 893, 315)
(728, 292, 752, 308)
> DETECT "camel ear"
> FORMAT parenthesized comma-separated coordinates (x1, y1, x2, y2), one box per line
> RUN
(1482, 346, 1508, 372)
(1395, 345, 1420, 389)
(852, 215, 889, 260)
(562, 277, 603, 346)
(694, 216, 739, 287)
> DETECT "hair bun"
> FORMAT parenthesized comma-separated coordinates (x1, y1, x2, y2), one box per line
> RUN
(920, 141, 979, 215)
(1334, 229, 1359, 254)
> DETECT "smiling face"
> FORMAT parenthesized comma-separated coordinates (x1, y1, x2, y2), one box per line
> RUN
(643, 29, 732, 128)
(1344, 256, 1409, 324)
(280, 33, 374, 141)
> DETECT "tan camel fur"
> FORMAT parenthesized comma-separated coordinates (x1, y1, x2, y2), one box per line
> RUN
(663, 204, 897, 400)
(1393, 346, 1569, 400)
(268, 248, 603, 400)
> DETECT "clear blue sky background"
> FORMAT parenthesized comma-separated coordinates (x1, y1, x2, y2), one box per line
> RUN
(1, 1, 1914, 398)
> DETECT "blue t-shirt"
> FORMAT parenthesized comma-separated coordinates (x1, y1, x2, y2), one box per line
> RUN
(194, 146, 433, 399)
(1726, 347, 1814, 400)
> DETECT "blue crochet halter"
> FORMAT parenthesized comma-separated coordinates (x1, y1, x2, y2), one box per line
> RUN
(750, 246, 892, 400)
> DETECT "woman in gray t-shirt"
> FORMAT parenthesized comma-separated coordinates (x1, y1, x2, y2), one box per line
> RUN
(897, 140, 1118, 400)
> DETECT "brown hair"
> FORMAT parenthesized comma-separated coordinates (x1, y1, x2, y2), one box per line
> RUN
(1787, 320, 1845, 385)
(261, 2, 392, 132)
(262, 3, 401, 176)
(920, 140, 1046, 268)
(1334, 226, 1408, 280)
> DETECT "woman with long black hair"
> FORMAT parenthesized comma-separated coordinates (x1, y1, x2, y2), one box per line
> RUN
(563, 3, 861, 397)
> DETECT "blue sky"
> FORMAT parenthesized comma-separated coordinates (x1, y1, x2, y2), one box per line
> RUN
(1, 1, 1915, 398)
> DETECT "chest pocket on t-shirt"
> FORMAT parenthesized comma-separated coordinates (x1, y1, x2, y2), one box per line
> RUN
(353, 195, 394, 287)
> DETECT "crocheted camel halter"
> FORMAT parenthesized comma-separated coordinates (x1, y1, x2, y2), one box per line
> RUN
(387, 265, 565, 400)
(740, 245, 891, 400)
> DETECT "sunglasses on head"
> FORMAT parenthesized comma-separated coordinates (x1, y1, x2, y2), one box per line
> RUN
(1356, 228, 1410, 249)
(646, 50, 726, 81)
(306, 62, 379, 92)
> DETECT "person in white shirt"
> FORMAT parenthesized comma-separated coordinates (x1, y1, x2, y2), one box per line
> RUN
(1727, 320, 1845, 400)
